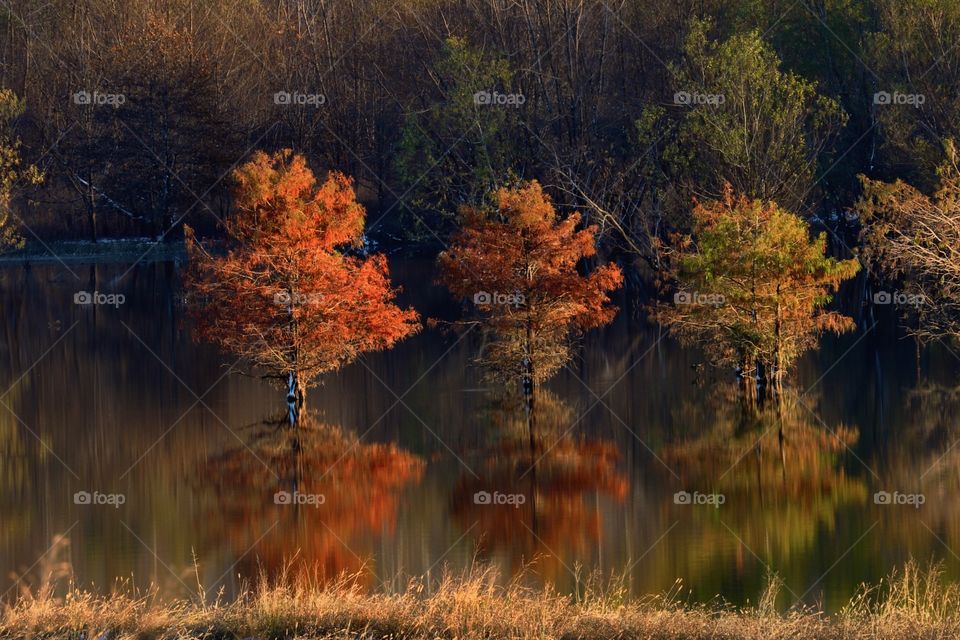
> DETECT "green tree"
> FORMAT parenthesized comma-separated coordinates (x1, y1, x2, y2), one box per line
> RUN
(867, 0, 960, 189)
(730, 0, 874, 207)
(0, 90, 42, 250)
(656, 19, 846, 214)
(656, 185, 860, 398)
(395, 36, 525, 240)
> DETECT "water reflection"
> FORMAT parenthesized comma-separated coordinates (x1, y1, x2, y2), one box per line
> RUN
(3, 261, 960, 609)
(451, 391, 628, 583)
(663, 385, 863, 503)
(658, 386, 868, 602)
(873, 383, 960, 566)
(0, 378, 33, 560)
(197, 414, 424, 585)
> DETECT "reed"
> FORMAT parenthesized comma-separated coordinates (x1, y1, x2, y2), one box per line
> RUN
(3, 561, 959, 639)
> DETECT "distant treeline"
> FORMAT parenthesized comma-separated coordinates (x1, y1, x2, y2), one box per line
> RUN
(0, 0, 956, 259)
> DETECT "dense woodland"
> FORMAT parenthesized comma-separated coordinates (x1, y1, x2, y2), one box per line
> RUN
(0, 0, 954, 252)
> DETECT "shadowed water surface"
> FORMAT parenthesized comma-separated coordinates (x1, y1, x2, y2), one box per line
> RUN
(2, 259, 960, 611)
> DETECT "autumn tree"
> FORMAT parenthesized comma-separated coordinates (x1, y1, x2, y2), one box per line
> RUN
(656, 185, 860, 399)
(857, 145, 960, 340)
(437, 181, 622, 443)
(0, 89, 42, 249)
(184, 150, 420, 426)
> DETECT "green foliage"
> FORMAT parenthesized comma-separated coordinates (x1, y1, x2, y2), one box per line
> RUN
(866, 0, 960, 189)
(728, 1, 872, 205)
(657, 186, 860, 385)
(661, 20, 846, 212)
(395, 36, 524, 239)
(6, 0, 959, 259)
(733, 0, 870, 83)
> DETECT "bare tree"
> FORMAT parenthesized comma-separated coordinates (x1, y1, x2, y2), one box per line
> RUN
(858, 144, 960, 341)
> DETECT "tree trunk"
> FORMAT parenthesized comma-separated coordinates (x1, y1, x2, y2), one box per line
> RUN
(523, 358, 535, 455)
(523, 318, 536, 456)
(771, 363, 784, 404)
(771, 293, 783, 404)
(287, 371, 306, 427)
(523, 341, 539, 533)
(755, 439, 763, 506)
(914, 328, 922, 384)
(85, 171, 97, 243)
(755, 357, 767, 407)
(778, 403, 786, 482)
(739, 356, 757, 407)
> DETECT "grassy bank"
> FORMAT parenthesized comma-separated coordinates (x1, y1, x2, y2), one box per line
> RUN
(3, 563, 960, 639)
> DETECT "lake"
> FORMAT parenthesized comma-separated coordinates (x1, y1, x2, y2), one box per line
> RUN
(1, 258, 959, 611)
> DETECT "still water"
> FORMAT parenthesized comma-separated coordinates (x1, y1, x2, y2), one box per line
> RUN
(1, 259, 960, 611)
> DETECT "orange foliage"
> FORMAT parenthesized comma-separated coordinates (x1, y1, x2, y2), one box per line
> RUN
(451, 437, 628, 581)
(438, 181, 622, 383)
(184, 150, 420, 392)
(199, 420, 425, 584)
(449, 392, 628, 580)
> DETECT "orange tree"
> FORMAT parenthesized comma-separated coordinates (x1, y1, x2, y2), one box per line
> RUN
(656, 185, 859, 398)
(184, 150, 419, 425)
(437, 181, 622, 412)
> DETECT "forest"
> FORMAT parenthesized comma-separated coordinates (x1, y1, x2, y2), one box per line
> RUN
(0, 0, 953, 252)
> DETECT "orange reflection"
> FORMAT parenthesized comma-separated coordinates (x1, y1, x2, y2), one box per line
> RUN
(198, 416, 424, 584)
(450, 392, 628, 582)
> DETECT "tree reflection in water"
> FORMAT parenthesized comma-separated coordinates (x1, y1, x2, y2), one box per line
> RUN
(880, 383, 960, 554)
(450, 391, 628, 583)
(658, 384, 867, 594)
(197, 414, 424, 586)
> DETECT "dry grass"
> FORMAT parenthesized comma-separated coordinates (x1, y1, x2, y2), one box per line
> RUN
(3, 562, 960, 639)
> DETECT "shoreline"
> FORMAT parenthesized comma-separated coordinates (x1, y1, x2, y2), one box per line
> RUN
(0, 239, 187, 265)
(0, 236, 435, 266)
